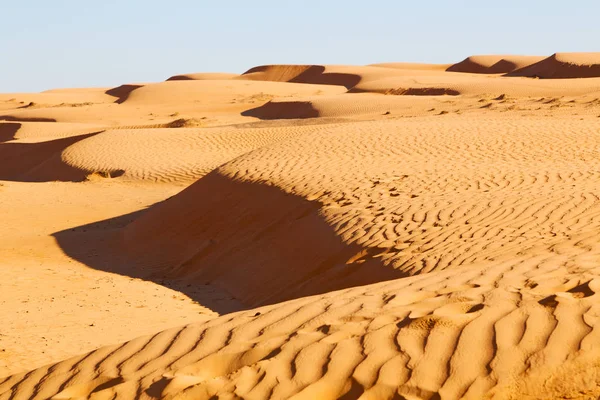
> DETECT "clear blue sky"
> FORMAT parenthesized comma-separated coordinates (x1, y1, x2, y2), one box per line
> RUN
(1, 0, 598, 92)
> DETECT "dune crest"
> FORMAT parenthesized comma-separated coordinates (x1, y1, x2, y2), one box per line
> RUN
(166, 72, 239, 81)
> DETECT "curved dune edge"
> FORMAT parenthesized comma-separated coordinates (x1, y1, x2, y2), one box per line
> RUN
(0, 123, 333, 184)
(0, 121, 105, 142)
(3, 256, 600, 400)
(447, 55, 545, 74)
(507, 52, 600, 79)
(105, 84, 146, 104)
(166, 72, 239, 81)
(57, 124, 327, 183)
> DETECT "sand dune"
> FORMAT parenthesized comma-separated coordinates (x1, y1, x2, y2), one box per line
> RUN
(3, 57, 600, 399)
(57, 125, 324, 183)
(105, 117, 600, 309)
(447, 55, 545, 74)
(166, 72, 238, 81)
(508, 52, 600, 79)
(239, 64, 363, 89)
(369, 62, 451, 71)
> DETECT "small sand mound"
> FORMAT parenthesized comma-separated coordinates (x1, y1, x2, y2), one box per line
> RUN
(164, 118, 205, 128)
(447, 55, 544, 74)
(508, 52, 600, 79)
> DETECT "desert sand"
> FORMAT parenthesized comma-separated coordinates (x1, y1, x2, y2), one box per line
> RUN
(1, 52, 600, 399)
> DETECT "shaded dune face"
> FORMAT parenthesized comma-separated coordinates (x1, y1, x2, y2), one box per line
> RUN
(0, 122, 20, 142)
(54, 171, 405, 308)
(105, 84, 144, 104)
(447, 55, 545, 74)
(507, 52, 600, 79)
(0, 132, 101, 182)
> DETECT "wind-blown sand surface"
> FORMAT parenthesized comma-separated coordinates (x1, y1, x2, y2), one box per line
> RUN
(2, 53, 600, 399)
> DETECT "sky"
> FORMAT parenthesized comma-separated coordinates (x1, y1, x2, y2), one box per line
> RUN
(1, 0, 599, 92)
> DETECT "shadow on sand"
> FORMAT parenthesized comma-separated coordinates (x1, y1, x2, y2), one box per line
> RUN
(241, 101, 319, 120)
(105, 84, 144, 104)
(0, 132, 103, 182)
(0, 122, 21, 143)
(53, 172, 406, 313)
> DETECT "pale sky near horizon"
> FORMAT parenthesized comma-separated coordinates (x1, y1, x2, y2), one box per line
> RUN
(1, 0, 598, 92)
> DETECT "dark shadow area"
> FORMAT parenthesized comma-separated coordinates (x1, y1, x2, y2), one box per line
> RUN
(506, 54, 600, 79)
(0, 132, 100, 182)
(0, 122, 20, 142)
(53, 172, 407, 310)
(291, 66, 362, 89)
(242, 65, 362, 90)
(487, 59, 518, 74)
(241, 101, 319, 120)
(0, 116, 56, 122)
(446, 58, 490, 74)
(447, 57, 516, 74)
(17, 101, 37, 109)
(105, 84, 144, 104)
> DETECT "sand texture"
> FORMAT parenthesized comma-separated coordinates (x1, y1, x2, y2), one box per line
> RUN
(2, 54, 600, 399)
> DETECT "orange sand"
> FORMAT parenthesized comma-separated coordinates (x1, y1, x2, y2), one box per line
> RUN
(2, 53, 600, 399)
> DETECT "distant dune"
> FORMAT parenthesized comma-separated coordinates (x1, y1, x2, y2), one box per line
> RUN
(447, 55, 545, 74)
(166, 72, 238, 81)
(507, 52, 600, 78)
